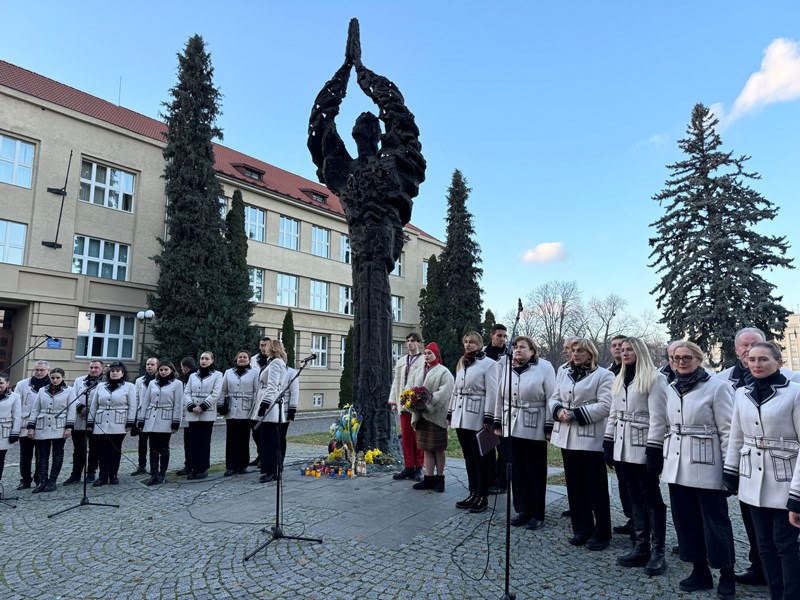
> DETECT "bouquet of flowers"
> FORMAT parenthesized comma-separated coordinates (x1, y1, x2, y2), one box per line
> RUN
(330, 404, 363, 471)
(400, 386, 431, 411)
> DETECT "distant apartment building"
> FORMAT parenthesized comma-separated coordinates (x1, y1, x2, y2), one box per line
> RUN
(0, 60, 442, 410)
(782, 313, 800, 371)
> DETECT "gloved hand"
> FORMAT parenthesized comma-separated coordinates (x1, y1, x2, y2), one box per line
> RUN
(645, 447, 664, 477)
(257, 402, 268, 417)
(287, 408, 296, 421)
(722, 472, 739, 496)
(171, 422, 180, 432)
(199, 402, 210, 412)
(8, 434, 19, 444)
(217, 404, 229, 416)
(186, 404, 196, 414)
(602, 439, 615, 469)
(129, 424, 139, 437)
(137, 421, 145, 430)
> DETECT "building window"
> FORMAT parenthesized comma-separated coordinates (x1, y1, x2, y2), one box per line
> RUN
(279, 216, 299, 250)
(0, 219, 26, 265)
(311, 226, 330, 258)
(339, 286, 353, 315)
(79, 160, 135, 212)
(276, 273, 298, 307)
(311, 334, 328, 368)
(422, 260, 429, 285)
(392, 341, 404, 364)
(391, 253, 404, 277)
(340, 335, 347, 369)
(244, 205, 265, 241)
(340, 234, 351, 264)
(0, 134, 34, 188)
(313, 393, 324, 407)
(72, 235, 129, 281)
(218, 196, 227, 218)
(249, 267, 264, 302)
(310, 280, 329, 312)
(391, 296, 403, 322)
(76, 311, 135, 359)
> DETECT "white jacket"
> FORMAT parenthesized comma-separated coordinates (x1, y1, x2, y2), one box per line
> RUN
(0, 391, 22, 450)
(14, 378, 45, 426)
(408, 363, 455, 431)
(183, 370, 223, 423)
(604, 373, 668, 465)
(254, 358, 288, 423)
(72, 375, 102, 431)
(28, 385, 77, 440)
(220, 366, 259, 420)
(494, 359, 556, 441)
(140, 379, 184, 434)
(548, 366, 614, 452)
(724, 380, 800, 509)
(388, 353, 425, 414)
(651, 376, 733, 490)
(89, 381, 137, 436)
(448, 354, 499, 431)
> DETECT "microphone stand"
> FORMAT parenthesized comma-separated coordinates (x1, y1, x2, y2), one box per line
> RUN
(244, 360, 322, 561)
(500, 300, 523, 600)
(5, 335, 51, 373)
(48, 382, 119, 517)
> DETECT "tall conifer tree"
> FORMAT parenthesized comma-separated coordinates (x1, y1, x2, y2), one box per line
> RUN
(649, 103, 793, 366)
(339, 326, 354, 409)
(149, 35, 229, 364)
(281, 309, 296, 368)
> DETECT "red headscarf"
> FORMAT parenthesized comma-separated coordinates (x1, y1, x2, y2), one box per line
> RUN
(425, 342, 442, 368)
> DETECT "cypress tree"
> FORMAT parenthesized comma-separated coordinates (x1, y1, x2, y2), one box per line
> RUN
(339, 326, 354, 408)
(482, 309, 497, 345)
(149, 34, 228, 365)
(281, 309, 296, 368)
(649, 103, 793, 366)
(419, 254, 449, 364)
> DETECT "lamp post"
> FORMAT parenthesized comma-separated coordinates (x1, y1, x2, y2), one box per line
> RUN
(136, 309, 154, 376)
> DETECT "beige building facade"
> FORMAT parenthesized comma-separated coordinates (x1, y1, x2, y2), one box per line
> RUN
(0, 60, 442, 410)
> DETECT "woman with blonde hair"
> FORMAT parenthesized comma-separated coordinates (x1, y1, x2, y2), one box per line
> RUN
(448, 331, 499, 513)
(603, 337, 668, 573)
(254, 339, 288, 483)
(649, 341, 736, 598)
(549, 337, 614, 550)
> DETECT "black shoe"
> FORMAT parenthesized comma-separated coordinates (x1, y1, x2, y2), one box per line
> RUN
(569, 533, 590, 546)
(617, 547, 651, 567)
(393, 467, 416, 480)
(644, 550, 666, 576)
(144, 475, 159, 486)
(130, 467, 147, 476)
(434, 476, 445, 493)
(248, 457, 260, 467)
(236, 468, 251, 475)
(679, 565, 713, 592)
(468, 496, 488, 513)
(193, 471, 207, 480)
(224, 469, 236, 477)
(510, 513, 531, 527)
(718, 568, 736, 599)
(412, 475, 437, 490)
(155, 474, 166, 485)
(586, 536, 611, 551)
(613, 520, 634, 535)
(176, 468, 188, 476)
(455, 492, 477, 509)
(487, 485, 506, 495)
(734, 567, 766, 586)
(62, 474, 81, 486)
(259, 473, 277, 483)
(85, 474, 96, 483)
(31, 482, 47, 494)
(413, 467, 424, 482)
(525, 519, 544, 531)
(43, 481, 57, 493)
(93, 479, 105, 487)
(561, 509, 571, 517)
(109, 476, 119, 485)
(671, 544, 680, 555)
(16, 480, 32, 490)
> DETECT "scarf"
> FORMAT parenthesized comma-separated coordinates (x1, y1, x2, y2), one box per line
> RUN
(107, 378, 123, 392)
(198, 365, 214, 379)
(569, 362, 593, 382)
(462, 350, 484, 368)
(609, 361, 622, 376)
(675, 367, 710, 396)
(143, 372, 156, 386)
(623, 362, 636, 388)
(256, 353, 268, 369)
(0, 391, 8, 401)
(730, 361, 755, 389)
(48, 382, 66, 395)
(484, 344, 505, 361)
(660, 364, 676, 384)
(30, 374, 50, 392)
(157, 374, 175, 387)
(750, 371, 787, 405)
(404, 352, 422, 385)
(235, 365, 251, 377)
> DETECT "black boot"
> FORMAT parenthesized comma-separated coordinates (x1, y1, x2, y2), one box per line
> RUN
(468, 496, 488, 513)
(31, 481, 47, 494)
(456, 492, 477, 509)
(617, 504, 650, 567)
(717, 567, 736, 600)
(392, 467, 416, 480)
(43, 479, 57, 492)
(644, 504, 667, 576)
(32, 454, 49, 493)
(434, 475, 445, 493)
(412, 475, 437, 490)
(144, 472, 159, 486)
(679, 561, 713, 592)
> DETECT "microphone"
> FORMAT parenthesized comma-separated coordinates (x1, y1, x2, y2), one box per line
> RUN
(45, 334, 60, 342)
(517, 298, 523, 315)
(300, 354, 317, 363)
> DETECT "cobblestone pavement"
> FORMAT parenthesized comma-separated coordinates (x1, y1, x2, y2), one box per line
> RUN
(0, 419, 771, 599)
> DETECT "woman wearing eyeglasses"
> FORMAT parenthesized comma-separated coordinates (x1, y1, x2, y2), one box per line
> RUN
(649, 341, 736, 599)
(724, 342, 800, 600)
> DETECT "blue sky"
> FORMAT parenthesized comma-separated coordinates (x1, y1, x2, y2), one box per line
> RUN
(3, 1, 799, 326)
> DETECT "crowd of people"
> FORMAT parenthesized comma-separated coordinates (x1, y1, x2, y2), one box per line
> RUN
(0, 337, 299, 496)
(387, 326, 800, 600)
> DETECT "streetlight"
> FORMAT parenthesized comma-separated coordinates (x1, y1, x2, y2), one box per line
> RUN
(136, 309, 154, 375)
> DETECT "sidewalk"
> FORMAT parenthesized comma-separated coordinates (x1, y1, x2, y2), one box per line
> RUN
(0, 430, 768, 599)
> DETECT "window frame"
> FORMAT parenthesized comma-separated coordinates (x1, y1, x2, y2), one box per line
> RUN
(340, 234, 351, 264)
(249, 267, 264, 303)
(311, 225, 330, 258)
(72, 235, 129, 281)
(0, 219, 26, 265)
(278, 216, 300, 250)
(78, 159, 136, 212)
(339, 285, 353, 315)
(0, 133, 34, 188)
(312, 393, 324, 407)
(310, 280, 329, 312)
(311, 334, 329, 368)
(76, 311, 136, 360)
(244, 205, 266, 242)
(276, 273, 298, 307)
(391, 295, 404, 323)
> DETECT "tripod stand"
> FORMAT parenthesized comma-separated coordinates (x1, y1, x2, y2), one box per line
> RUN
(48, 381, 118, 518)
(244, 360, 322, 561)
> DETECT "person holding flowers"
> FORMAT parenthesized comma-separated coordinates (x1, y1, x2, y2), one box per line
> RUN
(406, 342, 454, 492)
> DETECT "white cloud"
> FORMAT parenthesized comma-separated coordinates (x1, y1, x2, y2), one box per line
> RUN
(521, 242, 566, 264)
(719, 38, 800, 125)
(635, 133, 668, 149)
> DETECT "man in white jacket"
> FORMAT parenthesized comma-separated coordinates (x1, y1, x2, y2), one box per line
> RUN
(389, 333, 425, 481)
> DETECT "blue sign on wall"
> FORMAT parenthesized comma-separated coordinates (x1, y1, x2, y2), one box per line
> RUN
(46, 338, 62, 349)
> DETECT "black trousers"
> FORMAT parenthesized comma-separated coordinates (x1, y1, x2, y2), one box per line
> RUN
(749, 505, 800, 600)
(225, 419, 251, 471)
(182, 427, 190, 467)
(739, 500, 764, 573)
(495, 437, 509, 489)
(251, 424, 260, 459)
(510, 437, 547, 521)
(18, 436, 37, 483)
(617, 461, 665, 515)
(260, 422, 280, 477)
(615, 462, 633, 519)
(148, 432, 171, 475)
(561, 448, 611, 539)
(69, 429, 98, 477)
(137, 431, 149, 469)
(668, 483, 735, 569)
(36, 437, 66, 481)
(0, 448, 6, 481)
(456, 428, 494, 497)
(95, 433, 125, 482)
(186, 422, 213, 474)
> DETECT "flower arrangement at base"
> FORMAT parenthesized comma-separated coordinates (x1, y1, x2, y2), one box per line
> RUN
(329, 404, 363, 472)
(400, 386, 431, 411)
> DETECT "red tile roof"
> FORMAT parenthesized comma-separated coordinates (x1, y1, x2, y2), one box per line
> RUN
(0, 60, 437, 241)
